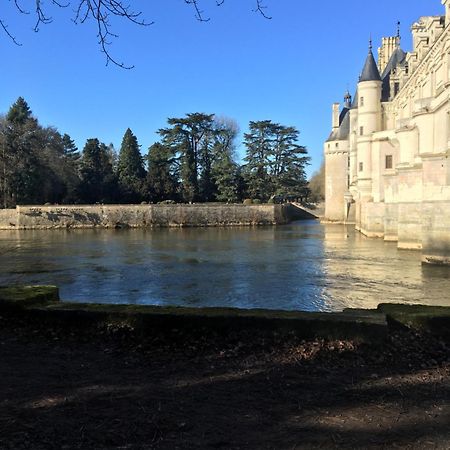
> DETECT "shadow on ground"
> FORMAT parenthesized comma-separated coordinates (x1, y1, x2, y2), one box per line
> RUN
(0, 315, 448, 449)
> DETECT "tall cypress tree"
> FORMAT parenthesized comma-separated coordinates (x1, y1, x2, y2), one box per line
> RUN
(117, 128, 145, 203)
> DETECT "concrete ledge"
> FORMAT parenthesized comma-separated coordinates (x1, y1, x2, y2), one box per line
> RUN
(0, 286, 387, 343)
(378, 303, 450, 340)
(2, 286, 449, 342)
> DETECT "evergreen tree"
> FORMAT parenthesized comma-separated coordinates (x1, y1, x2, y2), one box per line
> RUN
(61, 133, 80, 161)
(243, 120, 275, 201)
(1, 98, 42, 206)
(211, 117, 240, 203)
(117, 128, 146, 203)
(6, 97, 32, 125)
(158, 113, 215, 202)
(145, 142, 178, 202)
(212, 154, 240, 203)
(270, 124, 309, 199)
(1, 99, 85, 206)
(198, 129, 216, 202)
(78, 138, 118, 203)
(243, 120, 309, 202)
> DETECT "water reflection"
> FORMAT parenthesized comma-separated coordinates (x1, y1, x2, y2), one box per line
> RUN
(0, 222, 449, 311)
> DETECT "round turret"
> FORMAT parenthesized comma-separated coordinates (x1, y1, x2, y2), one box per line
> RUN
(356, 41, 383, 197)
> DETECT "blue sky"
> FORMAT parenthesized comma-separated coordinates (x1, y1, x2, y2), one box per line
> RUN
(0, 0, 444, 177)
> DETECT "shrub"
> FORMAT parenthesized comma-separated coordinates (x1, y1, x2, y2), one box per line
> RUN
(243, 199, 253, 205)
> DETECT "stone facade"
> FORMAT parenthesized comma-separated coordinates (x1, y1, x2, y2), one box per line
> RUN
(0, 204, 290, 229)
(324, 0, 450, 265)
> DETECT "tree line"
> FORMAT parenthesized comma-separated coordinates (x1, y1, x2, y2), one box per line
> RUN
(0, 97, 310, 208)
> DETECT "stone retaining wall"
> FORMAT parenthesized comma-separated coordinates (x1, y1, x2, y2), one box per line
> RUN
(0, 204, 290, 229)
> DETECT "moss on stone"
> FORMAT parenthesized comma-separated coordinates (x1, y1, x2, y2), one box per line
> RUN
(378, 303, 450, 340)
(4, 286, 450, 342)
(25, 300, 388, 343)
(0, 285, 59, 308)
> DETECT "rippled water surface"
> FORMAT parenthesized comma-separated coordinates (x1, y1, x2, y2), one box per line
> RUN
(0, 221, 449, 311)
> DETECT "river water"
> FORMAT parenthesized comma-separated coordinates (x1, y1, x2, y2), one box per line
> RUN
(0, 221, 449, 312)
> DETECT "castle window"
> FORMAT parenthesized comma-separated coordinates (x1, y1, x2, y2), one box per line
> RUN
(335, 143, 339, 148)
(359, 162, 363, 172)
(394, 83, 400, 96)
(385, 155, 393, 169)
(360, 97, 364, 107)
(360, 126, 364, 136)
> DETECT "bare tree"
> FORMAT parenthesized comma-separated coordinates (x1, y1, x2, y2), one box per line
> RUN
(1, 1, 271, 69)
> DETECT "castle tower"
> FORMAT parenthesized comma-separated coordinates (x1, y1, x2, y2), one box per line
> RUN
(356, 41, 382, 201)
(324, 90, 352, 222)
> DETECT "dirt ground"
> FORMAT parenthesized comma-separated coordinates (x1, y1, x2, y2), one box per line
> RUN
(0, 314, 449, 449)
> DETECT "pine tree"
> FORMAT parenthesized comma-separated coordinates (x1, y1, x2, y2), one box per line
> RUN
(6, 97, 32, 125)
(117, 128, 145, 203)
(78, 138, 118, 203)
(145, 142, 178, 202)
(2, 98, 42, 206)
(61, 133, 80, 161)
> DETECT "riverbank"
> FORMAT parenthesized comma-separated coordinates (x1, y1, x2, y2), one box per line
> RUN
(0, 304, 448, 448)
(0, 286, 449, 448)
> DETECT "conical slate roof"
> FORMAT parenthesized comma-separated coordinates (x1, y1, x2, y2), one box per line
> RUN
(359, 49, 381, 82)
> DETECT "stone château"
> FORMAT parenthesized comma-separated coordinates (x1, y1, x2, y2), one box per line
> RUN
(324, 0, 450, 265)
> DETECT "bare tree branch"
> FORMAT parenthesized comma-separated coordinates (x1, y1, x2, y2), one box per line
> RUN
(185, 0, 210, 22)
(0, 19, 22, 46)
(254, 0, 272, 19)
(1, 1, 271, 68)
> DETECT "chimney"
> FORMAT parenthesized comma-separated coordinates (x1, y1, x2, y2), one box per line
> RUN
(332, 103, 340, 129)
(378, 36, 399, 74)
